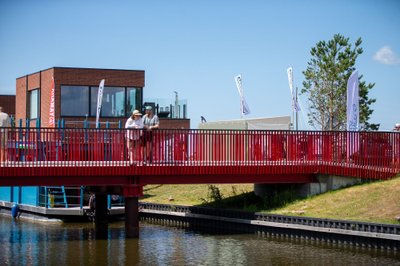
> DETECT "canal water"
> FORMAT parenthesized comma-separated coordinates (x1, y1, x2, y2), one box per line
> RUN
(0, 216, 399, 265)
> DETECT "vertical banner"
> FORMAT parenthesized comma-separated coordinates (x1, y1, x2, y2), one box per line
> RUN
(287, 67, 294, 97)
(234, 74, 250, 117)
(287, 67, 300, 112)
(48, 77, 55, 128)
(346, 70, 359, 161)
(96, 79, 105, 128)
(346, 70, 359, 131)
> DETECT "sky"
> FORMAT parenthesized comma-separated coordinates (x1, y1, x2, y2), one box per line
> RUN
(0, 0, 399, 130)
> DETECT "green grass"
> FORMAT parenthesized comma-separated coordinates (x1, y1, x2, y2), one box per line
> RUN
(269, 176, 400, 224)
(140, 175, 400, 224)
(142, 184, 254, 206)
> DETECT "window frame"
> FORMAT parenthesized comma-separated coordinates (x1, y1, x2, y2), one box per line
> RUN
(28, 88, 40, 120)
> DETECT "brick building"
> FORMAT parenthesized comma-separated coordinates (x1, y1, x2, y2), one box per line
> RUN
(16, 67, 190, 129)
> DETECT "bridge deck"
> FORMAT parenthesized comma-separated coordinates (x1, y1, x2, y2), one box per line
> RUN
(0, 159, 397, 187)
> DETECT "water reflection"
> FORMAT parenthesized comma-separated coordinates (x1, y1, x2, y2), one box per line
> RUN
(0, 216, 399, 265)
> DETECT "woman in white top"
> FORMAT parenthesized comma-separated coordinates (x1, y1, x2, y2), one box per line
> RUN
(125, 110, 144, 165)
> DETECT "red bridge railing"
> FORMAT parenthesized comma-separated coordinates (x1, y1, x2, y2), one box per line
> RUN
(0, 128, 399, 180)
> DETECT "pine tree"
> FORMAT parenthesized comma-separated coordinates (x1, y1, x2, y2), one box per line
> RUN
(302, 34, 379, 131)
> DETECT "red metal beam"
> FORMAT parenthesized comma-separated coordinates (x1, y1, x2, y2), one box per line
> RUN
(0, 172, 314, 187)
(138, 173, 315, 185)
(0, 175, 132, 187)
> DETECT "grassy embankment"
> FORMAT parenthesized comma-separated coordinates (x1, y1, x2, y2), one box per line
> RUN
(141, 175, 400, 224)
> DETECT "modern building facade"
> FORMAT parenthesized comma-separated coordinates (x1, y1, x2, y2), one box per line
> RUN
(16, 67, 189, 129)
(0, 67, 190, 218)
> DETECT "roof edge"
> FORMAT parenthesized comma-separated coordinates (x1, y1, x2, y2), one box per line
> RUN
(16, 67, 145, 80)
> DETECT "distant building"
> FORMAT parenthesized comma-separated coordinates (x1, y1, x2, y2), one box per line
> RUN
(15, 67, 190, 128)
(198, 116, 291, 130)
(0, 95, 16, 118)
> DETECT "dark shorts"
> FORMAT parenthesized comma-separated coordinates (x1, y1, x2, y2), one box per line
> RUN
(143, 131, 153, 143)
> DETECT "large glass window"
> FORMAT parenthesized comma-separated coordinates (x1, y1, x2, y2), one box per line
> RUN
(60, 85, 142, 117)
(61, 86, 89, 116)
(90, 86, 125, 117)
(126, 87, 142, 116)
(29, 89, 39, 119)
(90, 87, 142, 117)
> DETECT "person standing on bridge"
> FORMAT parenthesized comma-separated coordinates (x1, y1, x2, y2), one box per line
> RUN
(0, 106, 10, 162)
(125, 110, 144, 165)
(143, 105, 159, 163)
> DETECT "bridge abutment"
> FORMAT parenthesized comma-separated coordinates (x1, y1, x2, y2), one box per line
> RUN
(315, 174, 362, 191)
(297, 174, 362, 197)
(125, 197, 139, 237)
(254, 174, 363, 198)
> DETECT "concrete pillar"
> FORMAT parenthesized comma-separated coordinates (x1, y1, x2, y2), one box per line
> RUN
(95, 193, 108, 239)
(125, 197, 139, 238)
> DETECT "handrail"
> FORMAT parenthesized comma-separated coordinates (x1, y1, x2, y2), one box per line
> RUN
(1, 128, 399, 180)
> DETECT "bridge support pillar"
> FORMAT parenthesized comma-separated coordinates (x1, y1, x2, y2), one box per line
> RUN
(125, 197, 139, 238)
(123, 185, 143, 238)
(95, 193, 108, 239)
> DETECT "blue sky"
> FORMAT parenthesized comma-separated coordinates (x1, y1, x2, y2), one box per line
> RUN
(0, 0, 399, 130)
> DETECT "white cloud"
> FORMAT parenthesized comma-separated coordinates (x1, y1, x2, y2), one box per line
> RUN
(373, 46, 400, 65)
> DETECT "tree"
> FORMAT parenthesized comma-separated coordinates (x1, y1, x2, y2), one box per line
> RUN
(301, 34, 379, 131)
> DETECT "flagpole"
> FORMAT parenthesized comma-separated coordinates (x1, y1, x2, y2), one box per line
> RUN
(292, 104, 295, 130)
(293, 87, 299, 130)
(293, 69, 296, 130)
(240, 73, 243, 119)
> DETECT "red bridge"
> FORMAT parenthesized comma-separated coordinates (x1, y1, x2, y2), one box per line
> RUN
(1, 128, 399, 185)
(1, 128, 399, 237)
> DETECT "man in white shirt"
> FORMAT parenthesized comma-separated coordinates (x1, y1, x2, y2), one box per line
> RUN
(0, 106, 11, 162)
(143, 106, 159, 163)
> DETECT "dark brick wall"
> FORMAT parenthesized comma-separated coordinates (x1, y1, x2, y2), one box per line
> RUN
(159, 118, 190, 129)
(54, 67, 145, 87)
(0, 95, 16, 117)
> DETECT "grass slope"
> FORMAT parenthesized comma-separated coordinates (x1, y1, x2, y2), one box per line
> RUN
(270, 176, 400, 224)
(141, 176, 400, 224)
(142, 184, 254, 206)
